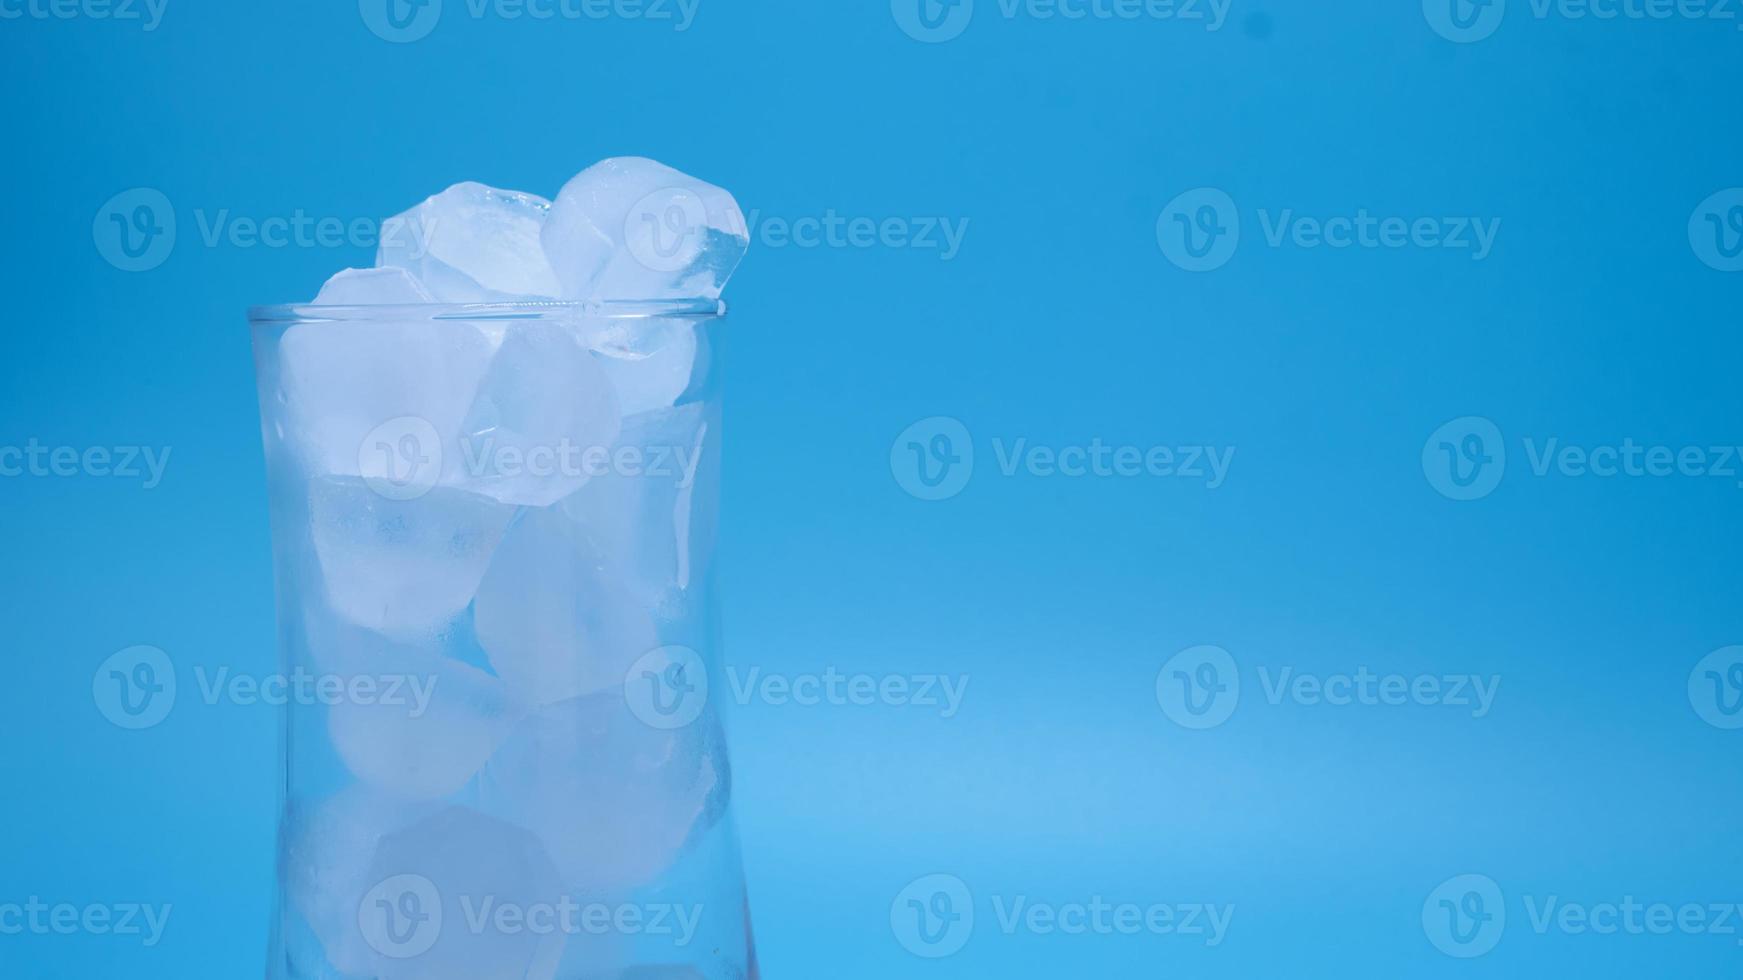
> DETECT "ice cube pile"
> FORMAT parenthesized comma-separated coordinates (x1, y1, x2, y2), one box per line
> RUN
(274, 159, 746, 978)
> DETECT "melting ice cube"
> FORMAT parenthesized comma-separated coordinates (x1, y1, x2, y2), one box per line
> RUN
(473, 505, 659, 705)
(314, 618, 523, 801)
(585, 317, 703, 418)
(560, 402, 712, 611)
(480, 692, 724, 891)
(379, 181, 563, 302)
(281, 786, 436, 976)
(361, 806, 568, 980)
(279, 315, 496, 486)
(542, 158, 748, 301)
(308, 477, 515, 638)
(314, 266, 435, 305)
(457, 322, 623, 508)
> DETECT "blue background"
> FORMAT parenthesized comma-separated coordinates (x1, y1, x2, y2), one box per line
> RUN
(3, 0, 1741, 976)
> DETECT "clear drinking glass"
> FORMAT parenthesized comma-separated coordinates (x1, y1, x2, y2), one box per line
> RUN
(248, 300, 756, 980)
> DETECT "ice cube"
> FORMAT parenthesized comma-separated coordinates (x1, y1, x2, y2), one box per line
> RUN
(585, 318, 702, 418)
(560, 403, 711, 611)
(480, 693, 724, 891)
(314, 266, 435, 305)
(282, 786, 436, 976)
(279, 316, 496, 484)
(379, 182, 563, 302)
(312, 266, 433, 307)
(457, 322, 623, 507)
(473, 506, 659, 705)
(542, 158, 749, 300)
(318, 622, 523, 800)
(309, 477, 515, 638)
(362, 806, 569, 980)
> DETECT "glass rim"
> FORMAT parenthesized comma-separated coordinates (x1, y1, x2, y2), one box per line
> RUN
(247, 297, 726, 323)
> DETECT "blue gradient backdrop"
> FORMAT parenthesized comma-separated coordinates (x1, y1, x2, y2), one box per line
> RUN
(3, 0, 1741, 977)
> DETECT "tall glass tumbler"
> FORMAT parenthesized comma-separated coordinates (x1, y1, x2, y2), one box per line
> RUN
(248, 300, 755, 980)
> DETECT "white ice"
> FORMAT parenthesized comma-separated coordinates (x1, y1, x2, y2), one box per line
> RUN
(457, 323, 623, 508)
(279, 309, 496, 486)
(315, 618, 522, 801)
(308, 477, 515, 638)
(282, 786, 437, 976)
(379, 181, 563, 302)
(541, 157, 748, 301)
(560, 402, 710, 611)
(472, 505, 659, 705)
(585, 317, 702, 418)
(315, 266, 434, 305)
(480, 692, 722, 891)
(364, 806, 569, 980)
